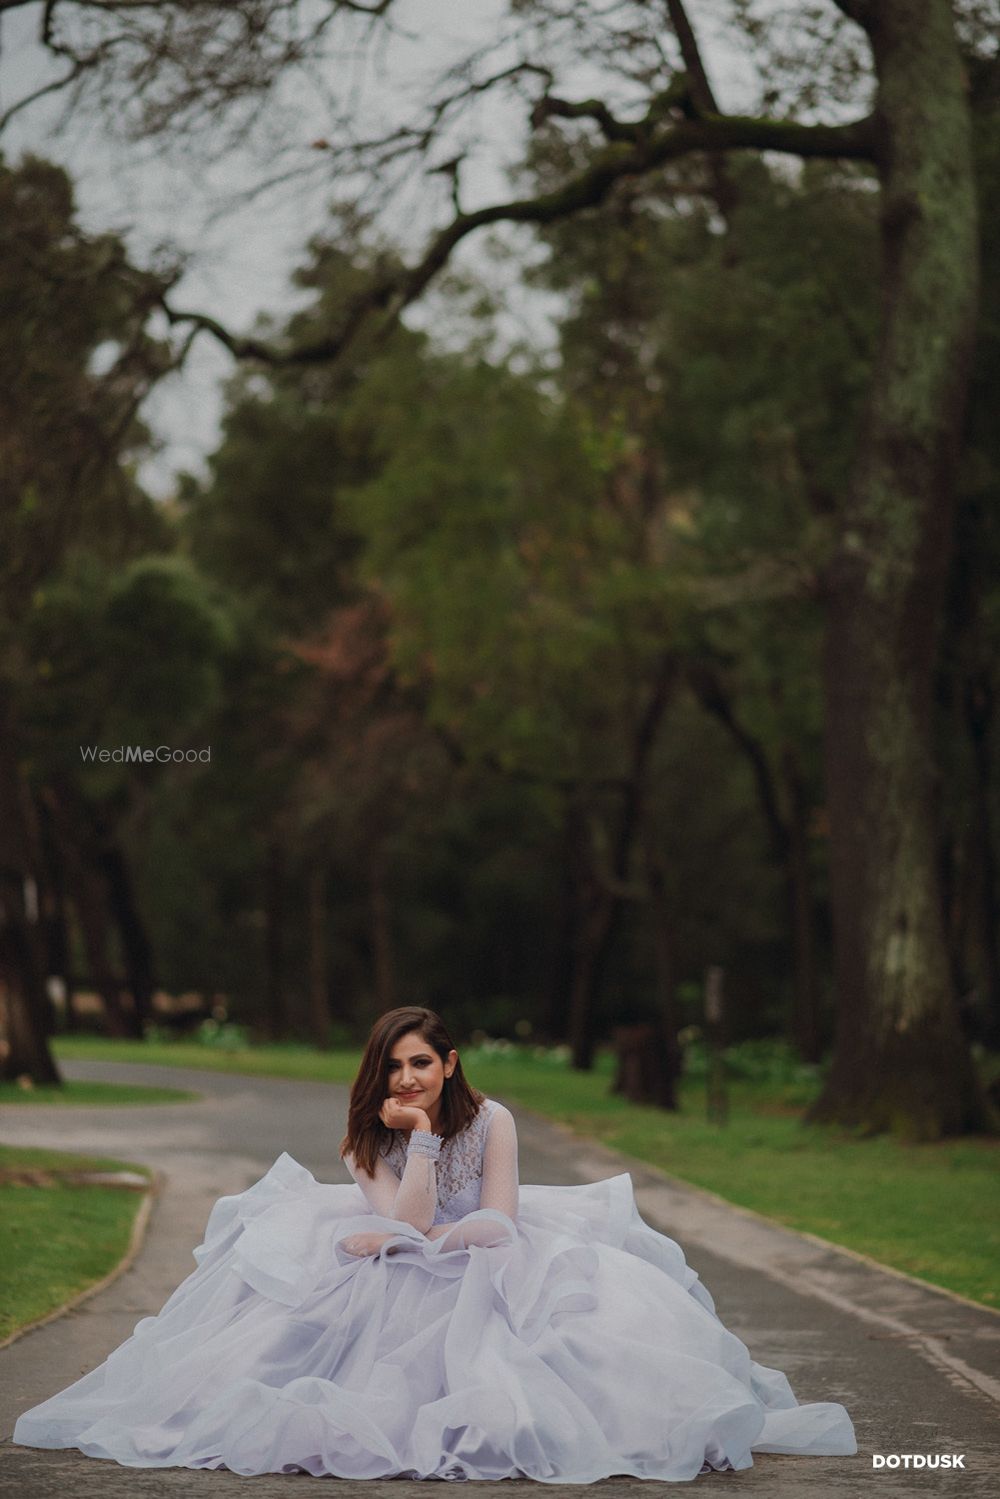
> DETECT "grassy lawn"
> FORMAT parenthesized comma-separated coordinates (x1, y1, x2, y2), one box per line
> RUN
(0, 1144, 152, 1342)
(51, 1035, 1000, 1310)
(0, 1080, 197, 1107)
(55, 1034, 361, 1082)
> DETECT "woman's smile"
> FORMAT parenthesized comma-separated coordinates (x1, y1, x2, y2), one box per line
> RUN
(385, 1029, 459, 1131)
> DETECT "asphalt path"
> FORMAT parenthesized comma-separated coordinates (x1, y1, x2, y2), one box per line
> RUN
(1, 1060, 998, 1498)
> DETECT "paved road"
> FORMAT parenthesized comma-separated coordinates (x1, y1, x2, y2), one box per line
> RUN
(1, 1060, 998, 1497)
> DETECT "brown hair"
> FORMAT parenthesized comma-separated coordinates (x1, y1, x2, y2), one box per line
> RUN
(339, 1006, 483, 1175)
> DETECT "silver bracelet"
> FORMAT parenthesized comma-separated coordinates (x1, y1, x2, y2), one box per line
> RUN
(406, 1129, 442, 1160)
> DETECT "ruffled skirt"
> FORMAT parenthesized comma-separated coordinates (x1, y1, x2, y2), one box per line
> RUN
(13, 1152, 857, 1481)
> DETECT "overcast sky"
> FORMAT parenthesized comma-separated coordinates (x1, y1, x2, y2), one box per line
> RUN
(0, 1, 762, 497)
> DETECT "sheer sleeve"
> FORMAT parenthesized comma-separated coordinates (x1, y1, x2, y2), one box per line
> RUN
(344, 1136, 440, 1234)
(479, 1101, 519, 1218)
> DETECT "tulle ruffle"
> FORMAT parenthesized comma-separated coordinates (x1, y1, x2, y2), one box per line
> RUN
(13, 1152, 857, 1481)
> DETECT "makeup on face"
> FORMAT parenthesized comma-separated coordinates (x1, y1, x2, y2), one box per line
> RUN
(386, 1032, 456, 1125)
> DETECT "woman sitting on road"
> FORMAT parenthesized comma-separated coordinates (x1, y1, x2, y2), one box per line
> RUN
(14, 1005, 857, 1481)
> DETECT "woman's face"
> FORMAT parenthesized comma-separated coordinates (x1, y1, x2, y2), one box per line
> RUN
(386, 1030, 456, 1111)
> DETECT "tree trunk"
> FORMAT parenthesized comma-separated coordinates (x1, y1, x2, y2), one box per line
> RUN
(567, 885, 616, 1071)
(46, 781, 138, 1038)
(688, 665, 822, 1063)
(264, 837, 287, 1040)
(0, 902, 60, 1083)
(99, 842, 156, 1032)
(368, 844, 396, 1014)
(0, 691, 61, 1083)
(611, 1021, 678, 1107)
(811, 0, 990, 1137)
(34, 790, 78, 1031)
(965, 671, 1000, 1045)
(69, 865, 136, 1038)
(308, 862, 331, 1049)
(781, 747, 821, 1063)
(568, 658, 678, 1070)
(646, 854, 683, 1108)
(541, 807, 578, 1044)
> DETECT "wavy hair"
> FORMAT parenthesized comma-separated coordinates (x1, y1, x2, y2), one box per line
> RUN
(340, 1007, 483, 1175)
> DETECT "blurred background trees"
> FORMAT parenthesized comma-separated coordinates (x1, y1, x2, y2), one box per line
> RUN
(1, 1, 998, 1139)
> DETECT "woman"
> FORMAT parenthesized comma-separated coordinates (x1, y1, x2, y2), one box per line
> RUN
(14, 1006, 857, 1481)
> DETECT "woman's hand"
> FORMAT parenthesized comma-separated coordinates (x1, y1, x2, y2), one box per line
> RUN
(379, 1097, 432, 1132)
(342, 1231, 397, 1257)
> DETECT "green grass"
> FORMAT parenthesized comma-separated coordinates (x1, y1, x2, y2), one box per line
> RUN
(50, 1035, 1000, 1309)
(0, 1144, 152, 1342)
(0, 1079, 197, 1107)
(55, 1034, 360, 1083)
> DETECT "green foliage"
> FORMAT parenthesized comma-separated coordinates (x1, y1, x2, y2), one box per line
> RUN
(680, 1035, 823, 1093)
(153, 172, 886, 1036)
(179, 389, 366, 633)
(19, 548, 239, 849)
(180, 234, 425, 633)
(7, 130, 991, 1073)
(142, 1018, 251, 1051)
(0, 154, 172, 636)
(345, 350, 686, 783)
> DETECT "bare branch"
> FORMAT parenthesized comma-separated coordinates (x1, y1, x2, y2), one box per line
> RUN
(685, 662, 790, 860)
(6, 1, 403, 145)
(383, 60, 555, 163)
(662, 0, 739, 218)
(157, 301, 288, 364)
(663, 0, 720, 114)
(431, 723, 630, 795)
(0, 57, 89, 130)
(530, 94, 639, 143)
(37, 0, 396, 13)
(428, 154, 465, 216)
(161, 106, 877, 367)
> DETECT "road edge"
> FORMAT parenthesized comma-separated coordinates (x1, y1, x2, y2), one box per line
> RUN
(0, 1169, 164, 1352)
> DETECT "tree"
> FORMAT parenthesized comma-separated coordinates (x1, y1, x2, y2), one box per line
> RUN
(23, 552, 236, 1037)
(12, 2, 998, 1134)
(805, 1, 987, 1137)
(933, 55, 1000, 1050)
(522, 150, 880, 1064)
(0, 152, 176, 1078)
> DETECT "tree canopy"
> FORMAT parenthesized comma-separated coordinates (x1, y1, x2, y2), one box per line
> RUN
(1, 3, 998, 1138)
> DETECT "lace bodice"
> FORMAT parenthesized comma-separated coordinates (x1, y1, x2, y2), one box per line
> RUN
(344, 1094, 518, 1234)
(381, 1097, 500, 1224)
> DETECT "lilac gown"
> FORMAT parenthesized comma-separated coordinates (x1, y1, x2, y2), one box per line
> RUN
(13, 1097, 856, 1481)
